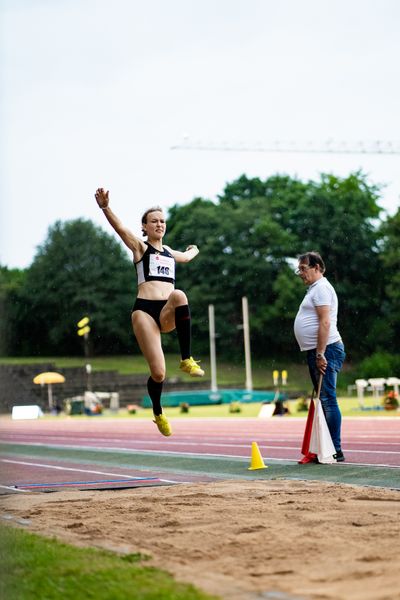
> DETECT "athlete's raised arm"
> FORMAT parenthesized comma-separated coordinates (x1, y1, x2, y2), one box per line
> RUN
(164, 244, 199, 263)
(95, 188, 146, 255)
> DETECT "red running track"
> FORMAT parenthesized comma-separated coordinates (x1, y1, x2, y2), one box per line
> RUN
(1, 415, 400, 467)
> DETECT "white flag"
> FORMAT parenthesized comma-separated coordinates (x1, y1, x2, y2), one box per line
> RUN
(309, 401, 336, 464)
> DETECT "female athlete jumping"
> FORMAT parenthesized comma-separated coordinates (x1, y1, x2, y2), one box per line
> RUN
(95, 188, 204, 436)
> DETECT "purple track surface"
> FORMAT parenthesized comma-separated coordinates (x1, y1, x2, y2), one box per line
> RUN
(1, 415, 399, 492)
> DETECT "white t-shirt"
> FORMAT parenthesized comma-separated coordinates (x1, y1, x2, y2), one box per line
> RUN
(294, 277, 341, 351)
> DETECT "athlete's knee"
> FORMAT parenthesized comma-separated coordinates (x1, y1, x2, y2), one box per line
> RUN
(170, 289, 188, 306)
(150, 367, 165, 382)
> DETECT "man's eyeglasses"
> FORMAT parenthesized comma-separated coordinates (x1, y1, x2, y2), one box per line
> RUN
(295, 265, 314, 275)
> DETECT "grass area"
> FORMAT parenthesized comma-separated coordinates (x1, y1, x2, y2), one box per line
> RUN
(0, 353, 339, 390)
(1, 354, 396, 418)
(153, 398, 396, 418)
(2, 354, 395, 417)
(0, 355, 152, 376)
(0, 523, 219, 600)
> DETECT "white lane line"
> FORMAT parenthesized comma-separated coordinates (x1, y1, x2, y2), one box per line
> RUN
(1, 434, 304, 442)
(1, 458, 146, 478)
(0, 459, 181, 484)
(2, 439, 400, 455)
(2, 444, 400, 469)
(0, 441, 309, 454)
(0, 484, 30, 493)
(2, 434, 400, 446)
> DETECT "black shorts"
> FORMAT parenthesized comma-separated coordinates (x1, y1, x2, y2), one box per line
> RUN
(132, 298, 167, 329)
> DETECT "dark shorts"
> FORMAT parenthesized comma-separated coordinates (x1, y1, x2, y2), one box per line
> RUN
(132, 298, 168, 329)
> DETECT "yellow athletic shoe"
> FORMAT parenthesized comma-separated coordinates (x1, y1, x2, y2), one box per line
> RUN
(153, 413, 172, 437)
(180, 357, 205, 377)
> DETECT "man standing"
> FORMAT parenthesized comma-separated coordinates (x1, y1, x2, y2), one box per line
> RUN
(294, 251, 346, 462)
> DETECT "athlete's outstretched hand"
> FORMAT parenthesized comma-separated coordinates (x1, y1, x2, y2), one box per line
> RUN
(95, 188, 109, 209)
(185, 244, 199, 259)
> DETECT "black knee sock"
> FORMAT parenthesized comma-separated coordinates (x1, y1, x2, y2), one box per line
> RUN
(147, 377, 163, 416)
(175, 304, 191, 360)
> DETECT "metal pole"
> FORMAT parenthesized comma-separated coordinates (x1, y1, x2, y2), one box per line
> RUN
(242, 296, 253, 391)
(86, 364, 92, 391)
(208, 304, 218, 392)
(48, 384, 53, 411)
(84, 332, 90, 358)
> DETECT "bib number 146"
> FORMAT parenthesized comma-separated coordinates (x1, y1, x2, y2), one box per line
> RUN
(157, 265, 169, 275)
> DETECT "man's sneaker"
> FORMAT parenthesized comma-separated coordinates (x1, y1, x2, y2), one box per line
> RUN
(180, 357, 205, 377)
(333, 450, 345, 462)
(153, 414, 172, 437)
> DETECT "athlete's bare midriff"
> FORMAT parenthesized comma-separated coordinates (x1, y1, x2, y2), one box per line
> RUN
(136, 280, 175, 300)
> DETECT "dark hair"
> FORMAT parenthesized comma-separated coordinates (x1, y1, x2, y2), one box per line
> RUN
(298, 251, 325, 273)
(141, 206, 164, 236)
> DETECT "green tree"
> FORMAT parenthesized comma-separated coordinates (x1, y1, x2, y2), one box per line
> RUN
(0, 266, 26, 356)
(13, 219, 136, 355)
(281, 172, 384, 359)
(166, 172, 385, 360)
(166, 185, 302, 357)
(379, 208, 400, 350)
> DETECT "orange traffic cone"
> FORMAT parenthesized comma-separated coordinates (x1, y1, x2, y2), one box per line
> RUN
(248, 441, 268, 470)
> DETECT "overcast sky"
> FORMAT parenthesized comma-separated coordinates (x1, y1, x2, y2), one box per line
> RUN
(1, 0, 399, 269)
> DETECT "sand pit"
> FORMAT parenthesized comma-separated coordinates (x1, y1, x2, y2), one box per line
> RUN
(2, 479, 400, 600)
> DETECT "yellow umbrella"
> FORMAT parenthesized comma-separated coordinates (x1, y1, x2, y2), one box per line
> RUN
(33, 372, 66, 410)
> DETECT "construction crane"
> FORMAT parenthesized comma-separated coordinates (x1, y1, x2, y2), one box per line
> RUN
(171, 138, 400, 155)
